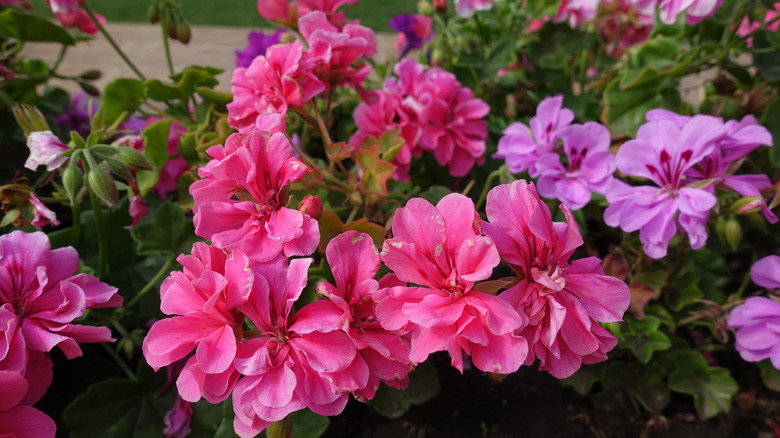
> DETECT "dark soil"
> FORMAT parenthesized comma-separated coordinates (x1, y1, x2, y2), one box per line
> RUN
(323, 353, 780, 438)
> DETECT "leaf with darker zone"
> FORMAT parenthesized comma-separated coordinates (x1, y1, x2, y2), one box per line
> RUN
(317, 210, 386, 253)
(618, 315, 672, 364)
(601, 77, 680, 137)
(598, 361, 671, 415)
(619, 37, 689, 89)
(0, 9, 75, 45)
(141, 119, 172, 168)
(131, 202, 194, 257)
(369, 362, 440, 419)
(356, 145, 396, 196)
(668, 351, 738, 420)
(103, 78, 144, 125)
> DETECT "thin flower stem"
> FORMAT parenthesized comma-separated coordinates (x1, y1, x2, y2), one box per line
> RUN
(90, 191, 109, 279)
(161, 25, 175, 76)
(311, 103, 333, 146)
(82, 1, 147, 80)
(476, 168, 502, 210)
(346, 203, 360, 224)
(51, 45, 68, 72)
(100, 343, 137, 380)
(126, 257, 174, 309)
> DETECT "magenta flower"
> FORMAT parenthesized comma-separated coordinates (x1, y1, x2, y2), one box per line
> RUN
(24, 131, 68, 171)
(376, 194, 528, 373)
(494, 95, 575, 176)
(604, 115, 726, 258)
(0, 231, 121, 374)
(0, 370, 56, 438)
(389, 14, 433, 58)
(317, 231, 413, 399)
(750, 255, 780, 290)
(554, 0, 600, 27)
(47, 0, 106, 35)
(657, 0, 724, 25)
(454, 0, 496, 18)
(232, 257, 358, 437)
(142, 243, 252, 403)
(535, 122, 616, 210)
(235, 29, 285, 68)
(227, 40, 324, 132)
(163, 396, 193, 438)
(728, 297, 780, 369)
(737, 3, 780, 45)
(28, 194, 60, 229)
(483, 181, 630, 379)
(190, 131, 320, 262)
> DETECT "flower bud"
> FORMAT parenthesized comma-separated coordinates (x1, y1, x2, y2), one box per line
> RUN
(724, 217, 742, 251)
(117, 146, 154, 170)
(417, 0, 434, 15)
(431, 48, 444, 67)
(25, 131, 69, 171)
(104, 158, 133, 181)
(79, 69, 102, 80)
(297, 195, 323, 220)
(176, 22, 191, 44)
(63, 165, 83, 204)
(728, 196, 765, 215)
(87, 167, 119, 208)
(147, 2, 160, 23)
(13, 104, 50, 136)
(433, 0, 447, 13)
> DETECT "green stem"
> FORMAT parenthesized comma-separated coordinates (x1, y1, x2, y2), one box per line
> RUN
(90, 191, 109, 279)
(51, 45, 68, 73)
(161, 24, 175, 76)
(82, 1, 146, 80)
(126, 257, 174, 309)
(100, 343, 136, 380)
(476, 168, 502, 210)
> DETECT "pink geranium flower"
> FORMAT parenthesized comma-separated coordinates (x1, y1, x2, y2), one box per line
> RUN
(28, 194, 60, 229)
(227, 40, 324, 133)
(25, 131, 68, 171)
(190, 131, 320, 262)
(554, 0, 600, 27)
(317, 231, 413, 399)
(142, 243, 253, 403)
(657, 0, 724, 25)
(0, 231, 121, 374)
(737, 3, 780, 45)
(0, 370, 56, 438)
(46, 0, 105, 34)
(376, 194, 528, 373)
(605, 115, 726, 258)
(232, 257, 358, 437)
(483, 181, 630, 379)
(494, 95, 575, 176)
(454, 0, 496, 18)
(535, 122, 616, 210)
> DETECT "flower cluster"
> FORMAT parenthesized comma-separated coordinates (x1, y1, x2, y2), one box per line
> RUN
(350, 58, 489, 179)
(46, 0, 106, 34)
(0, 231, 121, 436)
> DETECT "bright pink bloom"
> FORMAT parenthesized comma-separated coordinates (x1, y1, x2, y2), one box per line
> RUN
(300, 0, 358, 15)
(0, 231, 121, 374)
(728, 296, 780, 369)
(605, 115, 725, 258)
(483, 181, 630, 379)
(494, 95, 575, 176)
(376, 194, 528, 373)
(232, 257, 358, 437)
(554, 0, 600, 27)
(535, 122, 616, 210)
(454, 0, 496, 18)
(657, 0, 723, 25)
(317, 231, 412, 399)
(47, 0, 106, 35)
(257, 0, 295, 24)
(28, 194, 59, 229)
(190, 131, 320, 262)
(227, 40, 324, 133)
(164, 396, 193, 438)
(598, 0, 655, 56)
(25, 131, 68, 171)
(737, 3, 780, 45)
(126, 193, 149, 228)
(257, 0, 358, 26)
(0, 370, 56, 438)
(299, 11, 377, 92)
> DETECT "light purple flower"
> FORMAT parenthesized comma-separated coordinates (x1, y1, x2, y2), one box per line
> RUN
(454, 0, 496, 18)
(751, 255, 780, 289)
(604, 115, 725, 258)
(727, 296, 780, 369)
(24, 131, 68, 171)
(494, 95, 574, 176)
(28, 194, 59, 229)
(234, 29, 284, 69)
(535, 122, 616, 210)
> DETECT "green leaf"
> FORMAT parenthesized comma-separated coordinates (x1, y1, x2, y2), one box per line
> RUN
(761, 98, 780, 168)
(668, 351, 738, 419)
(141, 119, 172, 168)
(103, 78, 144, 125)
(562, 364, 603, 396)
(368, 361, 439, 419)
(754, 31, 780, 81)
(289, 409, 330, 438)
(602, 77, 681, 137)
(599, 361, 670, 415)
(169, 66, 222, 96)
(619, 37, 688, 89)
(0, 9, 74, 45)
(618, 316, 672, 364)
(196, 87, 232, 106)
(665, 269, 703, 312)
(758, 360, 780, 392)
(144, 79, 183, 101)
(130, 202, 194, 257)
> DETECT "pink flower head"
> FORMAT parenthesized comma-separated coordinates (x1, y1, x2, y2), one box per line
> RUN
(750, 255, 780, 290)
(143, 243, 253, 403)
(598, 0, 655, 56)
(46, 0, 106, 35)
(28, 194, 59, 229)
(232, 257, 358, 437)
(535, 122, 616, 210)
(483, 181, 630, 378)
(554, 0, 600, 28)
(0, 231, 121, 374)
(494, 95, 575, 176)
(257, 0, 358, 27)
(657, 0, 724, 25)
(299, 11, 377, 91)
(317, 231, 412, 399)
(191, 131, 320, 263)
(163, 396, 193, 438)
(737, 3, 780, 45)
(25, 131, 68, 171)
(227, 40, 324, 133)
(415, 68, 490, 177)
(454, 0, 496, 18)
(727, 296, 780, 369)
(605, 115, 726, 258)
(0, 370, 56, 438)
(376, 194, 528, 374)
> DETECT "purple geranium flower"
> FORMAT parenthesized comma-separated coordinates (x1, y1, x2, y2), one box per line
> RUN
(494, 95, 574, 176)
(535, 121, 616, 210)
(389, 14, 432, 58)
(604, 115, 725, 259)
(234, 29, 285, 68)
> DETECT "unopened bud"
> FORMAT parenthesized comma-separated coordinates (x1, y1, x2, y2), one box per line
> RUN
(724, 217, 742, 251)
(297, 195, 323, 220)
(13, 104, 50, 136)
(729, 196, 765, 215)
(266, 418, 292, 438)
(62, 165, 83, 204)
(147, 3, 160, 23)
(433, 0, 447, 13)
(87, 167, 119, 208)
(117, 146, 153, 170)
(176, 22, 191, 44)
(280, 32, 296, 44)
(167, 20, 178, 40)
(79, 69, 102, 80)
(104, 158, 133, 181)
(417, 0, 434, 16)
(79, 81, 101, 97)
(431, 48, 444, 67)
